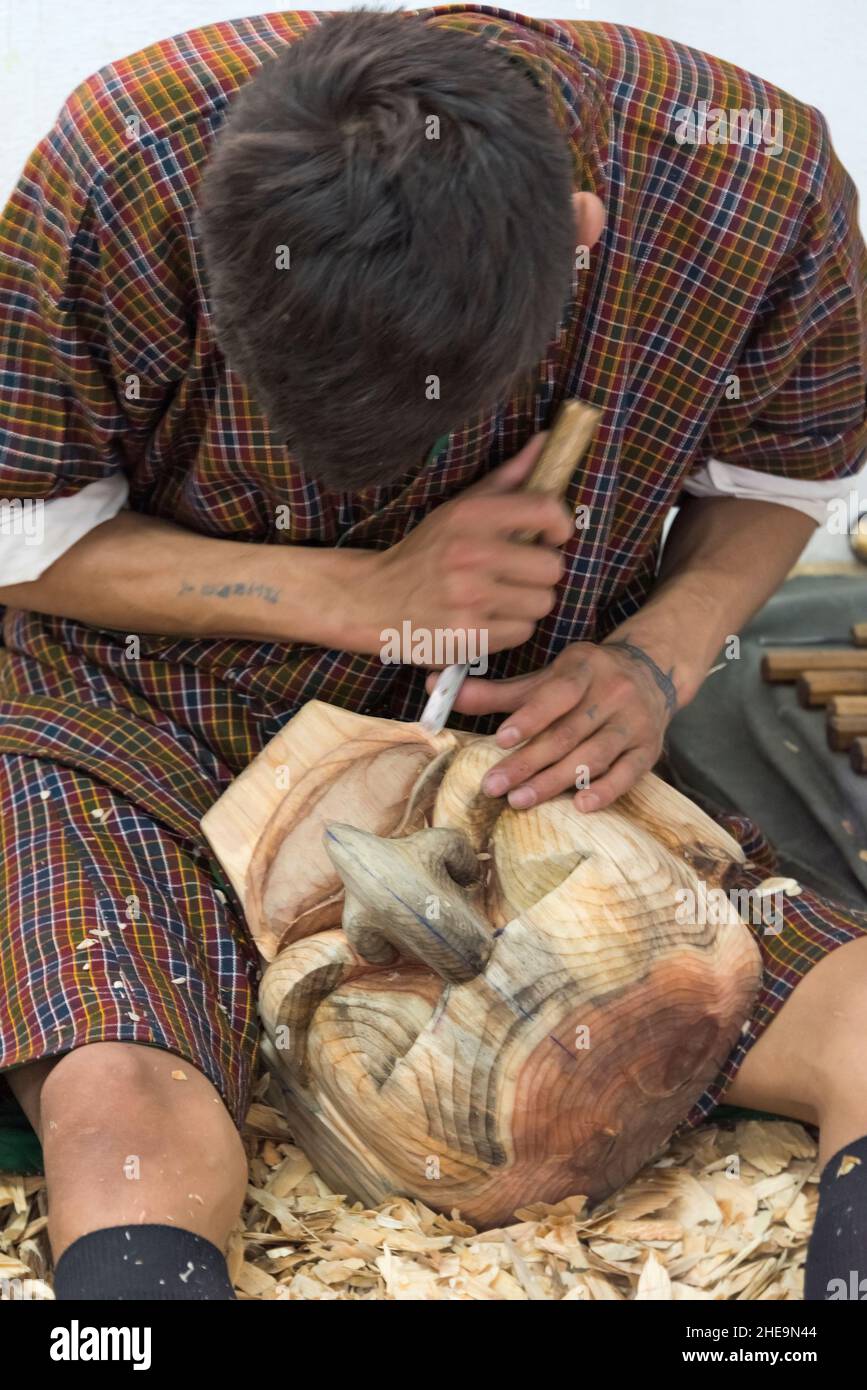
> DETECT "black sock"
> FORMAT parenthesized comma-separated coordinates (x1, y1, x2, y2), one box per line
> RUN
(804, 1133, 867, 1300)
(53, 1224, 237, 1301)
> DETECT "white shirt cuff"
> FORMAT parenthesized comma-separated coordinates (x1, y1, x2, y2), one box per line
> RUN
(0, 474, 130, 585)
(682, 458, 851, 524)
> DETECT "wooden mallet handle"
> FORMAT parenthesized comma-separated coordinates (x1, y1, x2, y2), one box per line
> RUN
(516, 399, 600, 541)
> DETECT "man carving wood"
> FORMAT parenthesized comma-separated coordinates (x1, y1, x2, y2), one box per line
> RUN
(0, 8, 865, 1300)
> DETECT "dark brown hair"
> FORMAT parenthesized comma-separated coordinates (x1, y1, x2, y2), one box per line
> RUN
(198, 7, 577, 489)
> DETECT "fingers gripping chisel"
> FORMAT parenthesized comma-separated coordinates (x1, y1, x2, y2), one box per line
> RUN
(418, 399, 601, 733)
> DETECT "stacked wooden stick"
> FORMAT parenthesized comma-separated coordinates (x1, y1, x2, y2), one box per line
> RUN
(761, 623, 867, 773)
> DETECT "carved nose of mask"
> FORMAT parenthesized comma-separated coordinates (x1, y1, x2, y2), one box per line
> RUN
(323, 822, 492, 983)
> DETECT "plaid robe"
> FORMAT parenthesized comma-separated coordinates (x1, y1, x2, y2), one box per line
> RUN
(0, 7, 865, 1129)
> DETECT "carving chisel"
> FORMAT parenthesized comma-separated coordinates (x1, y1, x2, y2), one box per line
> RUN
(418, 399, 601, 733)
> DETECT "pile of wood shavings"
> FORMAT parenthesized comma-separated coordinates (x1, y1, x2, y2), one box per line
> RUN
(0, 1175, 51, 1300)
(231, 1074, 819, 1301)
(1, 1074, 818, 1301)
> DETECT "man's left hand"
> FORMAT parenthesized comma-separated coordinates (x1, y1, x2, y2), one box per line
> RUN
(428, 638, 680, 813)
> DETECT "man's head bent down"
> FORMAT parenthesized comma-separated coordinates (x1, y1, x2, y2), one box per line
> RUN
(198, 8, 596, 490)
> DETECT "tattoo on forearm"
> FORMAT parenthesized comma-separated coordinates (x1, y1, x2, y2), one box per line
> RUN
(177, 580, 281, 605)
(605, 640, 678, 715)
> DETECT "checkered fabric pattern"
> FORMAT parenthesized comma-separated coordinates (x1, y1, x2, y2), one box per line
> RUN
(0, 7, 865, 1128)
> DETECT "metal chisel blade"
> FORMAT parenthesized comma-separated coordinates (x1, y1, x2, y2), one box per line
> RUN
(418, 662, 469, 733)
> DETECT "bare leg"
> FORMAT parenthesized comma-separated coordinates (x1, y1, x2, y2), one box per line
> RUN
(6, 1056, 58, 1131)
(8, 1041, 247, 1261)
(726, 935, 867, 1165)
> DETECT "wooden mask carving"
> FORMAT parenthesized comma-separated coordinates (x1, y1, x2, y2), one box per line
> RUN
(204, 701, 761, 1228)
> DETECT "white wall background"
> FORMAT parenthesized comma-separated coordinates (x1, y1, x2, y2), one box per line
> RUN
(1, 1, 864, 559)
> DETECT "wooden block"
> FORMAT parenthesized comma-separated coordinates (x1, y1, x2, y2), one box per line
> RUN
(827, 709, 867, 751)
(762, 649, 867, 683)
(826, 696, 867, 750)
(828, 696, 867, 717)
(797, 670, 867, 707)
(850, 737, 867, 774)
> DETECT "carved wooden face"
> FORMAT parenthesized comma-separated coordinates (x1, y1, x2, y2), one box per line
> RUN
(249, 717, 761, 1228)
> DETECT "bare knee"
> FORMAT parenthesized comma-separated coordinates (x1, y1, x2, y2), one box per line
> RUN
(6, 1056, 60, 1131)
(726, 936, 867, 1132)
(40, 1042, 246, 1190)
(792, 946, 867, 1168)
(42, 1040, 186, 1115)
(806, 953, 867, 1103)
(813, 1037, 867, 1132)
(39, 1043, 247, 1257)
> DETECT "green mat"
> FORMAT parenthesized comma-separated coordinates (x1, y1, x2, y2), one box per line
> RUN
(0, 1091, 43, 1176)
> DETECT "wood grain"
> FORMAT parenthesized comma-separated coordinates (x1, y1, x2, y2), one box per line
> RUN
(827, 695, 867, 751)
(763, 649, 867, 682)
(797, 670, 867, 706)
(208, 704, 762, 1227)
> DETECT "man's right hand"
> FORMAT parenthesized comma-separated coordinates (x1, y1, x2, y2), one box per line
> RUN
(352, 433, 573, 658)
(0, 436, 572, 658)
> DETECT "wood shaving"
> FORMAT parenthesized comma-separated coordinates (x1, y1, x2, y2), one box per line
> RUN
(836, 1152, 861, 1178)
(754, 877, 801, 898)
(1, 1072, 820, 1300)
